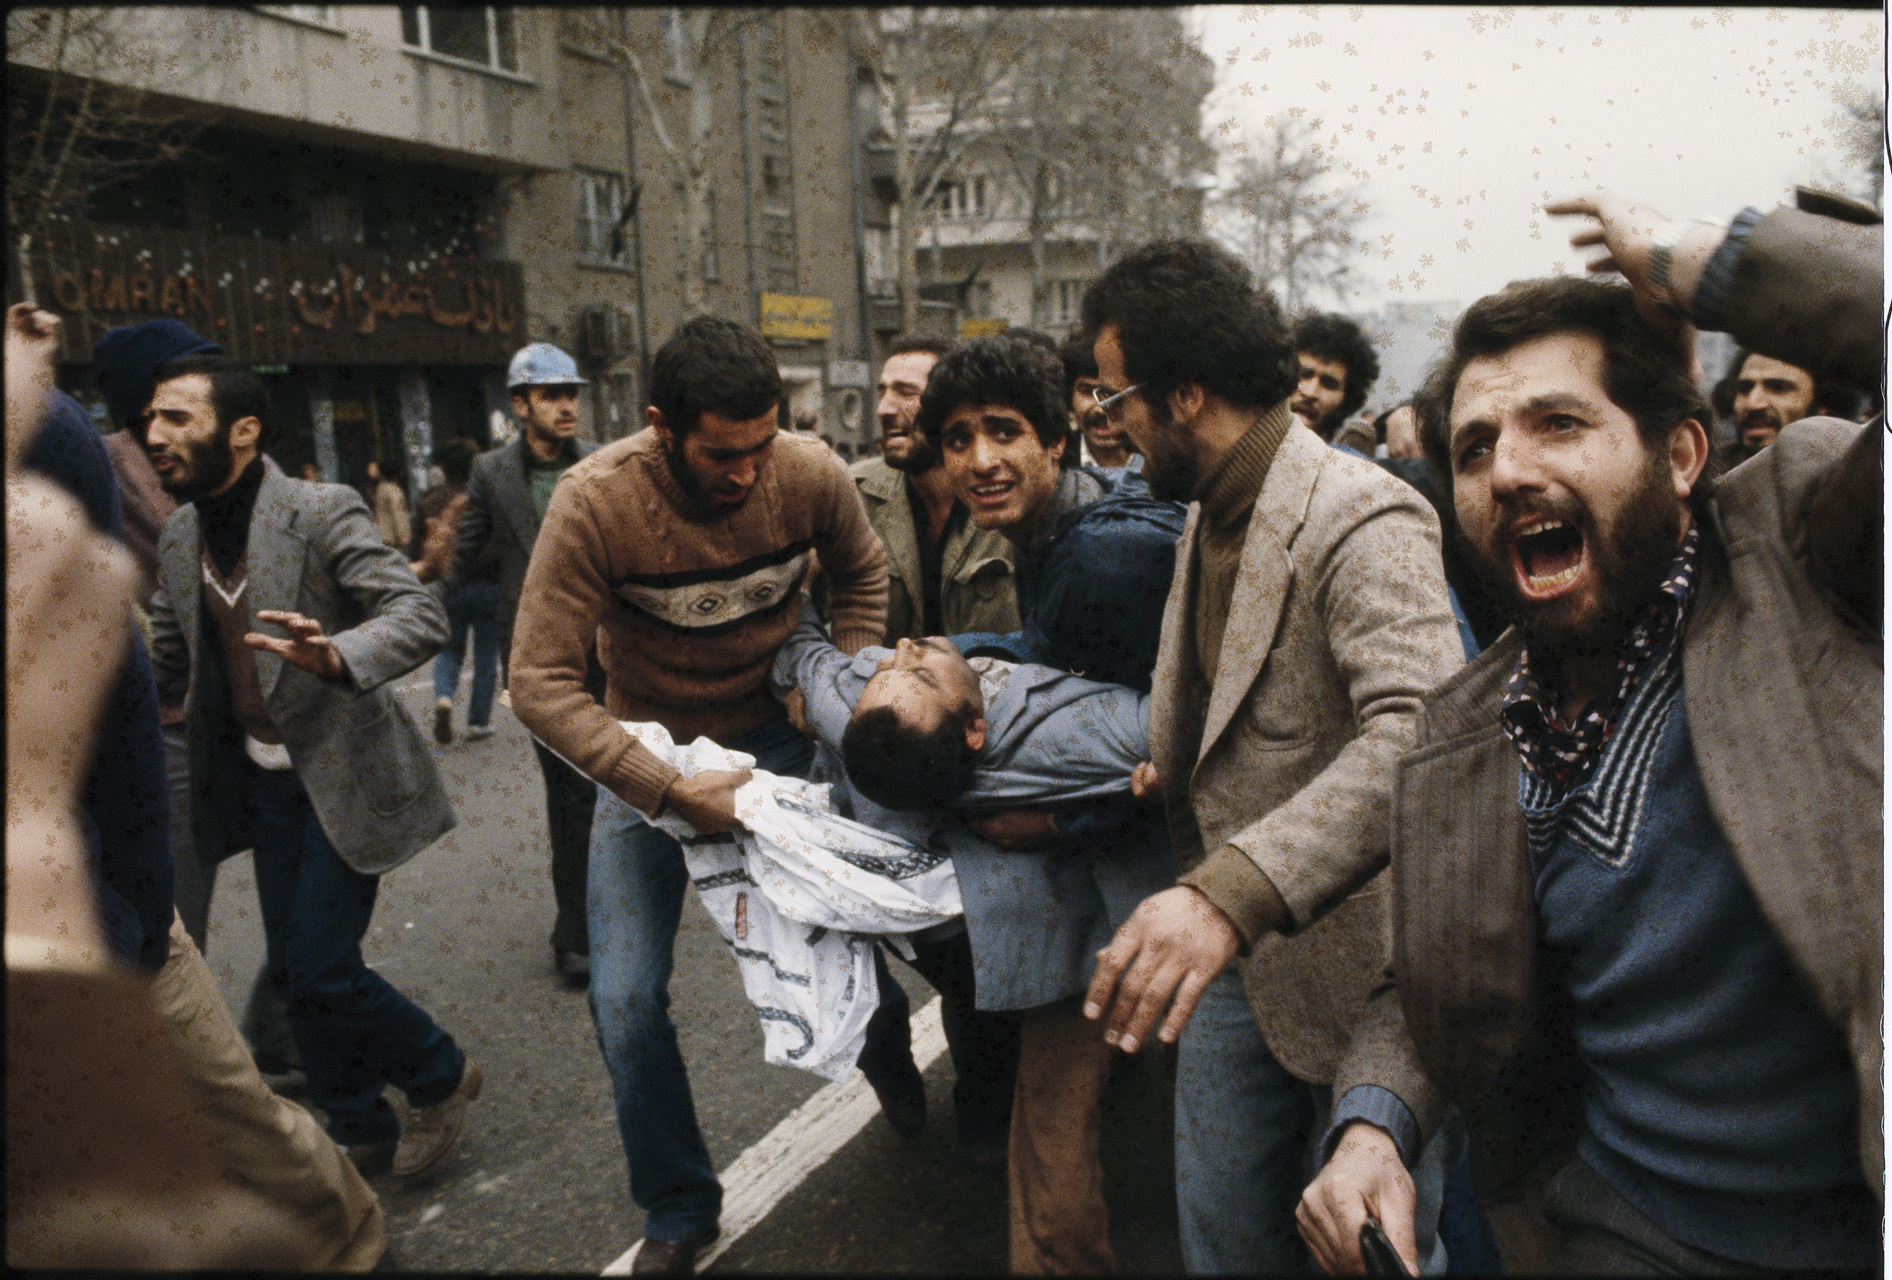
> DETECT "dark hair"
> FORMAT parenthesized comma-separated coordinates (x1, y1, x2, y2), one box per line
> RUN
(1724, 347, 1859, 423)
(1080, 238, 1297, 413)
(151, 354, 269, 438)
(434, 437, 480, 486)
(1057, 329, 1098, 404)
(887, 331, 955, 362)
(916, 333, 1070, 450)
(1414, 277, 1718, 517)
(649, 316, 782, 438)
(841, 704, 977, 811)
(1292, 313, 1381, 424)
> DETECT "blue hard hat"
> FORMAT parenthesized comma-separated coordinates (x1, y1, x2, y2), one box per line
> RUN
(507, 342, 587, 389)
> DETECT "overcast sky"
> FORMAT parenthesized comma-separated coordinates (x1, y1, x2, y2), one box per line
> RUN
(1188, 4, 1885, 314)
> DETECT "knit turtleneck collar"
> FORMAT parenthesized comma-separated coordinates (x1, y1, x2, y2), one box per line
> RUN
(1195, 400, 1293, 532)
(197, 455, 264, 578)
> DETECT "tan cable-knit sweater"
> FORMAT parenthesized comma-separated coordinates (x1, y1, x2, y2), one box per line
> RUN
(510, 429, 888, 815)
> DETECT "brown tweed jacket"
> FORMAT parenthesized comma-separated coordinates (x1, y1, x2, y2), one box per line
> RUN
(1334, 417, 1884, 1269)
(1151, 422, 1466, 1085)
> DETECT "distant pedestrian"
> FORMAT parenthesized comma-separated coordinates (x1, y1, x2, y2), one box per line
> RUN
(438, 342, 598, 983)
(416, 438, 498, 743)
(364, 457, 411, 548)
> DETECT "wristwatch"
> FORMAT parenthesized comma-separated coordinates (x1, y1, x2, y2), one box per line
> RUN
(1647, 217, 1722, 313)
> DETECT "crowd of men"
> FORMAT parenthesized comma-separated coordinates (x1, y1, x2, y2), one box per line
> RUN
(6, 175, 1880, 1277)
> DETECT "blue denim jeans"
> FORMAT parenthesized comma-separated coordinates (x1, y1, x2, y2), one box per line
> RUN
(248, 767, 464, 1145)
(1175, 970, 1451, 1275)
(586, 712, 913, 1243)
(434, 579, 502, 727)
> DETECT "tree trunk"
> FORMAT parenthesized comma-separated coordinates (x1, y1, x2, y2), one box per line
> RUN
(891, 46, 917, 333)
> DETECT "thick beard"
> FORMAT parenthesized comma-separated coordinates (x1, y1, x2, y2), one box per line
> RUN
(1137, 396, 1198, 502)
(883, 431, 940, 475)
(163, 425, 237, 504)
(1469, 449, 1685, 672)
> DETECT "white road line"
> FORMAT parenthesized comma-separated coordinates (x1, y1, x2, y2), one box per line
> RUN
(602, 996, 948, 1275)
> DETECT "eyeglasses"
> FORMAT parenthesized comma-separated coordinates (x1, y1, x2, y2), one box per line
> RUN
(1088, 383, 1143, 422)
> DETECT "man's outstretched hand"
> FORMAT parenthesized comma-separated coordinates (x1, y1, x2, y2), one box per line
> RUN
(661, 769, 753, 835)
(1297, 1123, 1420, 1275)
(1082, 885, 1239, 1052)
(246, 609, 347, 679)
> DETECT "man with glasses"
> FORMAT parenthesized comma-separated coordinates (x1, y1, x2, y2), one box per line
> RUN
(1078, 239, 1465, 1273)
(918, 332, 1185, 1272)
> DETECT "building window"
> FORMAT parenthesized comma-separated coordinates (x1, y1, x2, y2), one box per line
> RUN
(1052, 279, 1087, 326)
(931, 176, 987, 221)
(968, 281, 994, 319)
(401, 6, 518, 72)
(259, 5, 336, 25)
(575, 169, 629, 265)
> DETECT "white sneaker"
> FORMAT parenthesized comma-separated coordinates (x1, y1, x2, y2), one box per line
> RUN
(467, 723, 494, 740)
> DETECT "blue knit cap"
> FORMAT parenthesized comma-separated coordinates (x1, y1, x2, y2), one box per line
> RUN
(92, 320, 222, 433)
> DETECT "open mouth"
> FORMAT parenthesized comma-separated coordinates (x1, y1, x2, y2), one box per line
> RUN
(966, 480, 1014, 510)
(1511, 517, 1586, 597)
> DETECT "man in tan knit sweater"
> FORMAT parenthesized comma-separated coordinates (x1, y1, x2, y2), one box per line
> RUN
(509, 317, 910, 1275)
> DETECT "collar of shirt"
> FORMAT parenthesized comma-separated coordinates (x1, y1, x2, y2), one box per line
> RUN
(1500, 524, 1701, 788)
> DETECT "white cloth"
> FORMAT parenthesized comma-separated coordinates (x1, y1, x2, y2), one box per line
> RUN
(620, 721, 962, 1080)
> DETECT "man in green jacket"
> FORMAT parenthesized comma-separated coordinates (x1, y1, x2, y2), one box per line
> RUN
(845, 333, 1025, 1166)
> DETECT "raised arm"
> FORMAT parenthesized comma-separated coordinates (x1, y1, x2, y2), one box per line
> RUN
(1548, 187, 1884, 389)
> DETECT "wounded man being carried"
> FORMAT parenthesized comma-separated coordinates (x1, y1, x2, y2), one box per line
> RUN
(621, 600, 1154, 1079)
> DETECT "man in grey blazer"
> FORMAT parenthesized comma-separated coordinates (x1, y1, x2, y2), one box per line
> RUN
(1078, 241, 1467, 1273)
(146, 355, 481, 1179)
(442, 342, 599, 983)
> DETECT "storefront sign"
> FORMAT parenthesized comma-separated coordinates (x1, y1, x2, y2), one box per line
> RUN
(23, 221, 525, 366)
(958, 318, 1006, 339)
(760, 293, 833, 342)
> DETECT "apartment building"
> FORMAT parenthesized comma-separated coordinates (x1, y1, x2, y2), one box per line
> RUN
(7, 6, 888, 487)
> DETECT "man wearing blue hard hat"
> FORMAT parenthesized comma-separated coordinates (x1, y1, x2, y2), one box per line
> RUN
(438, 341, 599, 985)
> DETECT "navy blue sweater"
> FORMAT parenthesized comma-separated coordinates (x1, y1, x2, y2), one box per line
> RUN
(1528, 677, 1875, 1268)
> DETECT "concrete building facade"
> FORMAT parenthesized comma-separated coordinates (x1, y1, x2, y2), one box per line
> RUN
(7, 5, 890, 491)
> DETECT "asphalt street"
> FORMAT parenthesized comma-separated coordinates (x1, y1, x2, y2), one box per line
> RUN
(201, 668, 1183, 1274)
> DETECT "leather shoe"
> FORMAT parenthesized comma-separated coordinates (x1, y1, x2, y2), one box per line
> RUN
(393, 1057, 482, 1176)
(345, 1138, 396, 1178)
(631, 1230, 719, 1274)
(554, 947, 590, 986)
(868, 1059, 926, 1138)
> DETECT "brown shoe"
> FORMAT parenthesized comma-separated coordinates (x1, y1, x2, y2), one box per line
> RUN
(433, 698, 454, 745)
(345, 1138, 396, 1178)
(392, 1057, 482, 1176)
(631, 1231, 719, 1275)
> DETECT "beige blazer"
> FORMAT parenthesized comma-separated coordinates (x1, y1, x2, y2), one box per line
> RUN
(1150, 423, 1465, 1083)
